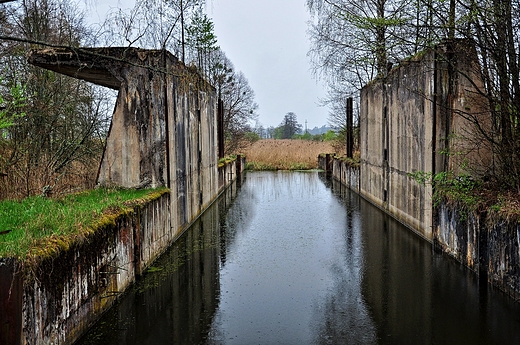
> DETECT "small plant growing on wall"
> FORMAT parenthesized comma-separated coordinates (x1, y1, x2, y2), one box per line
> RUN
(408, 169, 482, 220)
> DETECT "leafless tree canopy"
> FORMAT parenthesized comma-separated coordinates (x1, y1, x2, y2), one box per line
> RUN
(207, 50, 258, 154)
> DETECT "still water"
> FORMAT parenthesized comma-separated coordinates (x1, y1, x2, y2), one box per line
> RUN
(77, 171, 520, 344)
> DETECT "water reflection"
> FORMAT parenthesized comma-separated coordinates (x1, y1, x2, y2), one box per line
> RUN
(77, 172, 520, 345)
(332, 179, 520, 344)
(206, 171, 376, 344)
(76, 179, 242, 345)
(310, 179, 377, 344)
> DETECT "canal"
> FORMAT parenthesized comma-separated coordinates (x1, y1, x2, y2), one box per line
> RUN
(77, 171, 520, 344)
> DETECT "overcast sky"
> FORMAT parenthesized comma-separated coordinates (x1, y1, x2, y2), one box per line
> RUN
(87, 0, 329, 129)
(206, 0, 328, 129)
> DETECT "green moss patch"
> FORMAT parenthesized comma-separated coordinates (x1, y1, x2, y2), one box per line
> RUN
(218, 155, 237, 168)
(0, 187, 169, 260)
(334, 154, 361, 168)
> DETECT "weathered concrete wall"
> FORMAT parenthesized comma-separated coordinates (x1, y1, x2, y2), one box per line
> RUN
(168, 85, 218, 238)
(20, 192, 169, 345)
(331, 159, 360, 193)
(133, 192, 173, 275)
(360, 52, 435, 239)
(318, 155, 360, 193)
(359, 40, 489, 240)
(435, 203, 481, 270)
(324, 40, 518, 300)
(99, 193, 221, 344)
(218, 155, 245, 193)
(487, 220, 520, 300)
(317, 154, 333, 175)
(436, 203, 520, 299)
(29, 48, 219, 241)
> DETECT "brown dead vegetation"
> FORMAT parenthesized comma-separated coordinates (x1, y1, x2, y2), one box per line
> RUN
(240, 139, 335, 170)
(0, 158, 99, 200)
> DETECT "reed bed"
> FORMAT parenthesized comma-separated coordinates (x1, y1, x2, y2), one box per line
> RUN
(241, 139, 335, 170)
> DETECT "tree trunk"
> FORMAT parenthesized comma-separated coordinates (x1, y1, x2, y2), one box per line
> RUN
(375, 0, 387, 77)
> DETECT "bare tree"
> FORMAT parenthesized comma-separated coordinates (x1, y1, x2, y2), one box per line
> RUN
(207, 49, 258, 154)
(306, 0, 459, 135)
(461, 0, 520, 190)
(94, 0, 205, 56)
(0, 0, 260, 199)
(0, 0, 112, 199)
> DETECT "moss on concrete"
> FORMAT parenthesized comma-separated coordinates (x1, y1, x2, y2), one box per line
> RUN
(0, 187, 169, 261)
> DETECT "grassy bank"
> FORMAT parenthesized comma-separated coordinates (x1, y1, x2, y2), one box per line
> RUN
(0, 187, 168, 260)
(242, 139, 335, 170)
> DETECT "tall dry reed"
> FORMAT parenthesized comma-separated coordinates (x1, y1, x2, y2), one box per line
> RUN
(240, 139, 335, 170)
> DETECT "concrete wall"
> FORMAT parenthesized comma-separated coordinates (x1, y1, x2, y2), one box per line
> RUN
(321, 158, 520, 299)
(327, 40, 518, 298)
(29, 48, 220, 241)
(18, 192, 170, 345)
(0, 157, 243, 345)
(360, 52, 436, 239)
(219, 155, 245, 193)
(318, 155, 360, 193)
(436, 203, 520, 300)
(359, 40, 489, 240)
(332, 159, 360, 193)
(435, 203, 481, 270)
(487, 220, 520, 300)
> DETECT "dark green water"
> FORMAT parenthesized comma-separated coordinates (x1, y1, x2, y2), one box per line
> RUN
(76, 171, 520, 344)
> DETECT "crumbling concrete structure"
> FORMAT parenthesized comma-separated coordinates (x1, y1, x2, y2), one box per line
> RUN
(29, 47, 219, 234)
(323, 40, 520, 300)
(0, 47, 241, 345)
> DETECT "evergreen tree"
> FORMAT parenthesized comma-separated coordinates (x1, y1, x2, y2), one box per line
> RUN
(279, 112, 302, 139)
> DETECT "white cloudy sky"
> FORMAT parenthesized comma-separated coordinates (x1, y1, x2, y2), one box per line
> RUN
(206, 0, 328, 128)
(86, 0, 329, 129)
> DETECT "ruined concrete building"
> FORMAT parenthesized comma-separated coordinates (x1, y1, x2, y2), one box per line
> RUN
(29, 47, 219, 228)
(359, 39, 491, 240)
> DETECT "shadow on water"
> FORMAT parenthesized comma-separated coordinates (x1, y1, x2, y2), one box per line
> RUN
(76, 177, 245, 345)
(77, 172, 520, 345)
(329, 178, 520, 345)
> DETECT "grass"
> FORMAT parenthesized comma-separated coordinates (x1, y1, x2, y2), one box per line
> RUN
(0, 187, 169, 260)
(334, 152, 361, 168)
(486, 191, 520, 223)
(409, 170, 520, 223)
(241, 139, 335, 170)
(218, 154, 237, 168)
